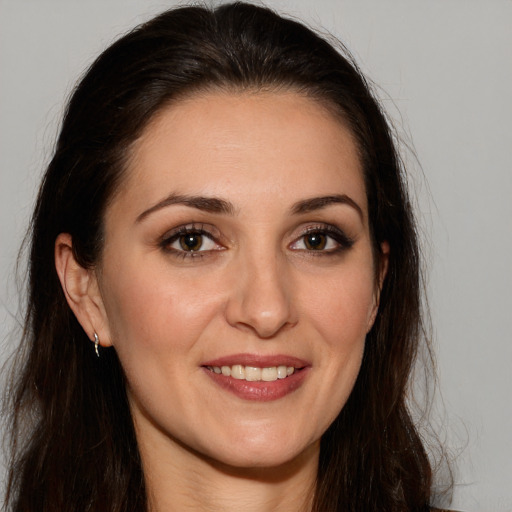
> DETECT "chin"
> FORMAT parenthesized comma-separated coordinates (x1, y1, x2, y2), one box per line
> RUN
(201, 434, 320, 472)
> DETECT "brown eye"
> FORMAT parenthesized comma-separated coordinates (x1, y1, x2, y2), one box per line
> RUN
(179, 233, 203, 251)
(163, 225, 223, 257)
(304, 233, 327, 250)
(289, 226, 353, 254)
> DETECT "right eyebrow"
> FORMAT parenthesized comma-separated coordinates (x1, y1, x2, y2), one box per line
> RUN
(135, 193, 237, 223)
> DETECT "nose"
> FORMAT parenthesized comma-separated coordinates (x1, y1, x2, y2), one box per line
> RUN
(225, 250, 297, 339)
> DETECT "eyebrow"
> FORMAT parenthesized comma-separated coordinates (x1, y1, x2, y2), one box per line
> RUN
(291, 194, 364, 220)
(136, 193, 236, 222)
(136, 192, 363, 222)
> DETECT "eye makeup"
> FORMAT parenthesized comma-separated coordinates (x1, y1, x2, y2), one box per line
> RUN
(159, 223, 225, 260)
(157, 220, 355, 263)
(290, 224, 355, 255)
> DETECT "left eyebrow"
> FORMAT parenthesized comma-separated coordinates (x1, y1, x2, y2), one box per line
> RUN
(291, 194, 364, 220)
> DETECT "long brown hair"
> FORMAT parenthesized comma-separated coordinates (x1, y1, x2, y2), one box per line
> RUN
(4, 3, 437, 510)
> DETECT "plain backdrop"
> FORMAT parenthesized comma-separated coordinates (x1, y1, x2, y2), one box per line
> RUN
(1, 1, 511, 510)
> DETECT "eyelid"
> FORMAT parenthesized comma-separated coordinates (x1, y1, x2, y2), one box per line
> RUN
(289, 223, 355, 252)
(162, 221, 222, 239)
(159, 223, 225, 256)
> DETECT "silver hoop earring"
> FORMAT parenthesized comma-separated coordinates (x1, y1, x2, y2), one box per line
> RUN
(93, 333, 100, 357)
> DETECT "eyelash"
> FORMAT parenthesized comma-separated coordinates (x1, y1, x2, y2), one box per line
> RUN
(159, 223, 354, 260)
(293, 225, 355, 255)
(160, 224, 221, 260)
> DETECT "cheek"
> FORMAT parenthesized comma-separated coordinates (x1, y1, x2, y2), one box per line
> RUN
(302, 265, 376, 349)
(99, 258, 222, 356)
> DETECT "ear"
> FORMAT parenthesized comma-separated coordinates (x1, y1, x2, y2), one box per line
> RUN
(54, 233, 113, 348)
(367, 240, 390, 332)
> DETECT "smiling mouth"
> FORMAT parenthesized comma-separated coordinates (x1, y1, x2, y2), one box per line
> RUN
(205, 365, 299, 382)
(202, 358, 309, 401)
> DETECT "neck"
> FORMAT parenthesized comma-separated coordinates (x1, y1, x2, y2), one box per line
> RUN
(138, 430, 318, 512)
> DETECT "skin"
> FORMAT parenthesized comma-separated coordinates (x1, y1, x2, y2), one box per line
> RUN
(56, 90, 388, 511)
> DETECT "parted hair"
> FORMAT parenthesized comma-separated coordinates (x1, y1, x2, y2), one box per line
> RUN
(4, 3, 436, 511)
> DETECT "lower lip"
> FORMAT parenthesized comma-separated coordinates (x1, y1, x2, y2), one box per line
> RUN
(202, 367, 309, 402)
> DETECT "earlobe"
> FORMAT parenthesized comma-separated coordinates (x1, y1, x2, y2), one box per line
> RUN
(367, 241, 390, 332)
(54, 233, 112, 348)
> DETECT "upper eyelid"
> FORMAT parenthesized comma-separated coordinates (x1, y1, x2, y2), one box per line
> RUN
(159, 221, 353, 246)
(162, 222, 350, 237)
(162, 223, 219, 240)
(160, 225, 224, 257)
(289, 223, 355, 247)
(292, 222, 351, 238)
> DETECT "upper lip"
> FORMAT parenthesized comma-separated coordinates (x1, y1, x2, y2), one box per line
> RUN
(202, 353, 309, 368)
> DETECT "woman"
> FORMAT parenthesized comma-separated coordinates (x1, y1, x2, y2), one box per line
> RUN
(3, 2, 452, 511)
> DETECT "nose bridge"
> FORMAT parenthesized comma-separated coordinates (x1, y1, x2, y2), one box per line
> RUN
(226, 238, 295, 338)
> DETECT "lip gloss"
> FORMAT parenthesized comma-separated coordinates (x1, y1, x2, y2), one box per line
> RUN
(201, 354, 310, 401)
(203, 366, 309, 401)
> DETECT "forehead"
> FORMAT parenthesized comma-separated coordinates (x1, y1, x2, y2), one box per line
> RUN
(114, 90, 367, 219)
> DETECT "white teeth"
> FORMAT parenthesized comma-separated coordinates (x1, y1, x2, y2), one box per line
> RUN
(231, 364, 245, 380)
(277, 365, 288, 379)
(209, 364, 297, 381)
(245, 366, 261, 381)
(261, 367, 277, 381)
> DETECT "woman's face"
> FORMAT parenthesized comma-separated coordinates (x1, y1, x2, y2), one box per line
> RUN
(93, 91, 385, 469)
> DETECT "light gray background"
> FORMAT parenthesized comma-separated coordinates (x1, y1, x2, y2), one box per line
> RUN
(1, 1, 511, 511)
